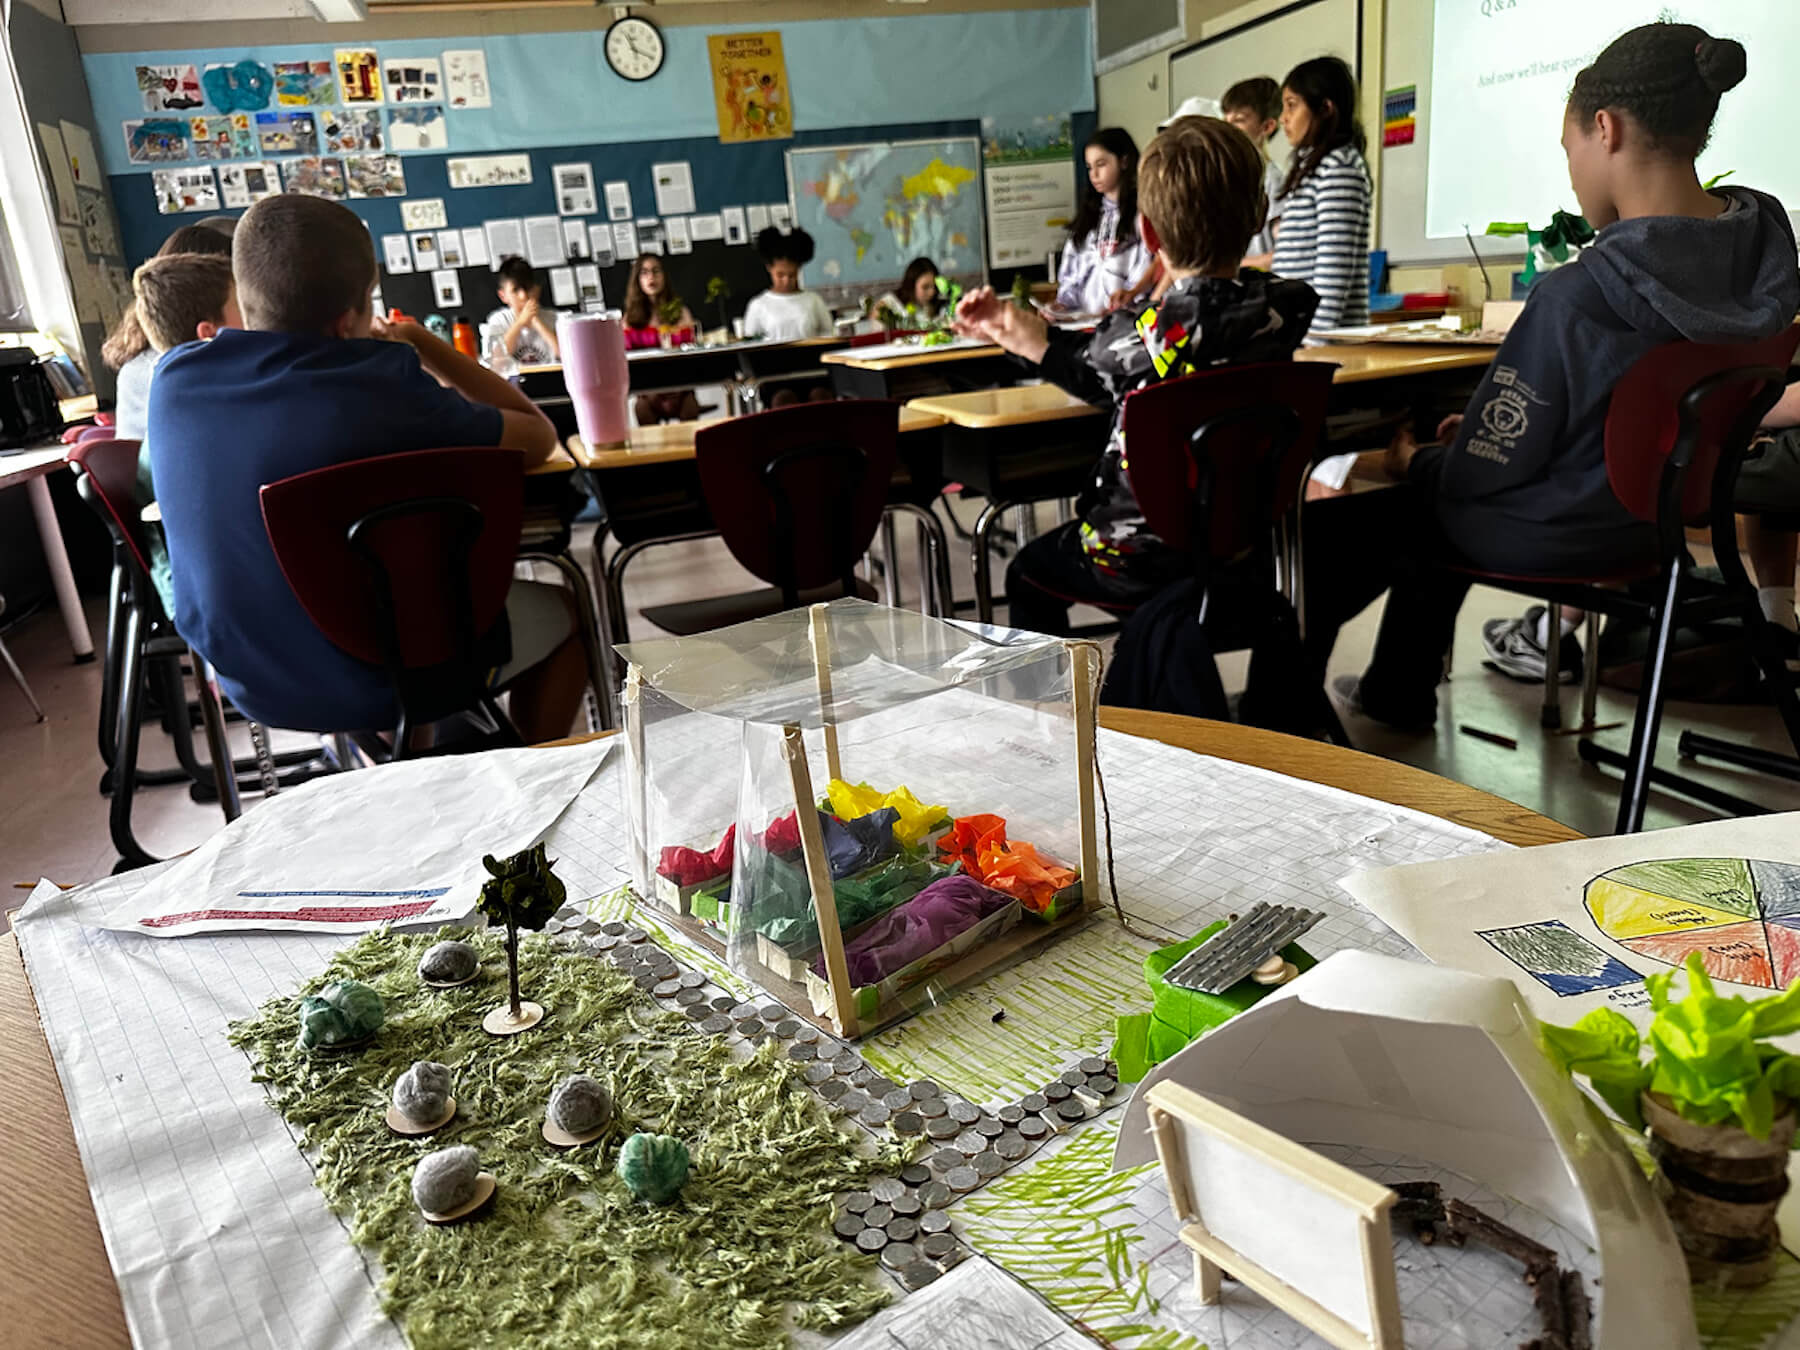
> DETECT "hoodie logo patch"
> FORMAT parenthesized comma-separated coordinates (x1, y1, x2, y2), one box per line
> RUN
(1469, 364, 1548, 464)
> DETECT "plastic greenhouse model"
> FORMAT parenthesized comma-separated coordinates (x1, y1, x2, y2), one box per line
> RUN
(618, 600, 1099, 1038)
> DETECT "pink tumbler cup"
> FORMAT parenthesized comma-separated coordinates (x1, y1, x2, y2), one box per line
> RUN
(558, 311, 630, 449)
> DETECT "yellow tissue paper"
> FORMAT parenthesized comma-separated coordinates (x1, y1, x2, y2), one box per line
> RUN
(825, 780, 947, 848)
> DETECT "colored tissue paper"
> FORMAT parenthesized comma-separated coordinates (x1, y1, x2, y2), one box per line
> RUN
(762, 809, 802, 858)
(657, 824, 735, 886)
(936, 814, 1076, 915)
(822, 807, 901, 879)
(817, 874, 1013, 988)
(823, 780, 948, 848)
(759, 853, 958, 949)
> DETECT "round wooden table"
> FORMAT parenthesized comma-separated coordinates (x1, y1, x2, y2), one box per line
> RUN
(0, 712, 1575, 1348)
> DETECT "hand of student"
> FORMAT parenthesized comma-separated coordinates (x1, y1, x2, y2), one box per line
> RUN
(1383, 428, 1422, 480)
(953, 287, 1049, 363)
(371, 315, 425, 347)
(1106, 286, 1137, 312)
(1436, 413, 1465, 445)
(519, 298, 540, 326)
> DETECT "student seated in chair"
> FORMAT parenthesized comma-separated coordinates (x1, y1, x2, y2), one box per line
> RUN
(148, 193, 588, 744)
(952, 115, 1318, 638)
(1314, 20, 1798, 730)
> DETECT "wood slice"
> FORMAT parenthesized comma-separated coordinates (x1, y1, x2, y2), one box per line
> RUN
(482, 1001, 546, 1036)
(541, 1115, 607, 1148)
(385, 1096, 457, 1137)
(1643, 1092, 1797, 1159)
(421, 972, 479, 990)
(421, 1172, 496, 1225)
(1683, 1247, 1779, 1289)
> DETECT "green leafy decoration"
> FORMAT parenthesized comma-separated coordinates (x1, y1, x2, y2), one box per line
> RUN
(477, 844, 566, 1016)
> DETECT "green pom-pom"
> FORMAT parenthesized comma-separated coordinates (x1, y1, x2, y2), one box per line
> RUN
(297, 980, 384, 1049)
(616, 1132, 690, 1204)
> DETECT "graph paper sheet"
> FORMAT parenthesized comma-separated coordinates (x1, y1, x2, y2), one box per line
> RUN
(15, 728, 1504, 1348)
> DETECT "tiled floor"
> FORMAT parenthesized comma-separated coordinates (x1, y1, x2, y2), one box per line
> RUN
(3, 498, 1798, 902)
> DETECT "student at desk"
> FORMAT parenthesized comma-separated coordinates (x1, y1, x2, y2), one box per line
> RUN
(483, 256, 560, 365)
(100, 222, 233, 438)
(622, 256, 703, 424)
(1311, 22, 1796, 729)
(744, 228, 834, 341)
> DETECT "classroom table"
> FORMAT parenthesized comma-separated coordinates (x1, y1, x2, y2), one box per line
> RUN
(1, 444, 96, 663)
(822, 339, 1020, 401)
(0, 708, 1579, 1350)
(519, 336, 851, 419)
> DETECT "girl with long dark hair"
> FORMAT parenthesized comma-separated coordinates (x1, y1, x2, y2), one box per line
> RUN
(1055, 128, 1150, 315)
(1269, 56, 1372, 331)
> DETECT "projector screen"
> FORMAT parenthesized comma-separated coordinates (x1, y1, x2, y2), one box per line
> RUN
(1425, 0, 1797, 240)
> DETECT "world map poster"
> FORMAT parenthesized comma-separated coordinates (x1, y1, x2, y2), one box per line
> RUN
(785, 138, 986, 291)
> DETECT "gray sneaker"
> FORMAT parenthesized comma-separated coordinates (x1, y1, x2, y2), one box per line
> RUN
(1481, 606, 1582, 684)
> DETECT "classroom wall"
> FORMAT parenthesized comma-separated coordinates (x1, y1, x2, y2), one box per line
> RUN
(1097, 54, 1169, 149)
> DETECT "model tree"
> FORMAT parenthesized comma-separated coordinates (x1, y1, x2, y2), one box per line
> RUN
(476, 843, 565, 1035)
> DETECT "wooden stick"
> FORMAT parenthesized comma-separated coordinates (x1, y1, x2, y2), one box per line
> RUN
(784, 723, 858, 1037)
(1069, 641, 1099, 904)
(809, 604, 842, 785)
(1360, 1214, 1405, 1350)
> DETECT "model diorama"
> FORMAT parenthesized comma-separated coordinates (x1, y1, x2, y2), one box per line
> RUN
(618, 599, 1099, 1038)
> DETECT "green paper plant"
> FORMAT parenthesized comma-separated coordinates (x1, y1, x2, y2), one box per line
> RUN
(1541, 952, 1800, 1141)
(1485, 209, 1595, 288)
(705, 275, 731, 333)
(477, 843, 566, 1018)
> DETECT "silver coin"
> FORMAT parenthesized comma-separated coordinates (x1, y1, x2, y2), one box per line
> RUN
(925, 1118, 959, 1140)
(882, 1089, 914, 1112)
(997, 1104, 1024, 1125)
(653, 979, 682, 998)
(975, 1117, 1004, 1139)
(833, 1214, 863, 1238)
(586, 936, 618, 955)
(685, 1004, 712, 1022)
(880, 1242, 919, 1270)
(805, 1062, 835, 1085)
(624, 927, 649, 944)
(900, 1259, 940, 1289)
(1105, 1060, 1119, 1077)
(900, 1164, 931, 1186)
(870, 1178, 906, 1203)
(858, 1103, 891, 1128)
(711, 995, 738, 1012)
(889, 1191, 922, 1218)
(731, 1002, 762, 1021)
(1060, 1068, 1087, 1087)
(849, 1067, 876, 1088)
(600, 921, 627, 936)
(831, 1052, 861, 1075)
(773, 1019, 801, 1039)
(893, 1112, 923, 1136)
(887, 1216, 919, 1242)
(635, 972, 662, 991)
(918, 1207, 952, 1232)
(545, 918, 564, 934)
(843, 1190, 874, 1214)
(700, 1014, 732, 1035)
(736, 1019, 764, 1038)
(675, 988, 706, 1006)
(678, 971, 706, 989)
(953, 1130, 986, 1155)
(974, 1150, 1006, 1177)
(1019, 1116, 1049, 1140)
(927, 1149, 963, 1172)
(1085, 1076, 1119, 1097)
(818, 1079, 849, 1102)
(995, 1133, 1029, 1162)
(945, 1166, 980, 1193)
(1044, 1082, 1072, 1103)
(794, 1024, 820, 1044)
(921, 1232, 957, 1260)
(915, 1097, 948, 1119)
(837, 1090, 870, 1115)
(909, 1079, 940, 1101)
(866, 1077, 899, 1098)
(855, 1228, 887, 1253)
(1020, 1093, 1047, 1113)
(758, 1002, 786, 1020)
(1056, 1099, 1087, 1122)
(863, 1203, 892, 1228)
(579, 918, 602, 936)
(947, 1100, 980, 1126)
(788, 1042, 818, 1062)
(610, 950, 636, 969)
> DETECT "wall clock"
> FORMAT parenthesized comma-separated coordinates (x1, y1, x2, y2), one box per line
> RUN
(605, 15, 666, 83)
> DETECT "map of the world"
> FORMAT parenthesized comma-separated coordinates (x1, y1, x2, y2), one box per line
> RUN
(785, 138, 986, 289)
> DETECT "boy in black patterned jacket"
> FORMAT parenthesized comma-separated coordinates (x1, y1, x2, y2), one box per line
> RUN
(955, 115, 1317, 636)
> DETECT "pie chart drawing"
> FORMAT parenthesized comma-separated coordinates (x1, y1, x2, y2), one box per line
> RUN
(1585, 857, 1800, 990)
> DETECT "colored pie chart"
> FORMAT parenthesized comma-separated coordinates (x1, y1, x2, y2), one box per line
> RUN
(1585, 857, 1800, 990)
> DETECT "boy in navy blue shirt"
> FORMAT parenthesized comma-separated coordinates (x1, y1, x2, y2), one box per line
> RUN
(149, 193, 585, 741)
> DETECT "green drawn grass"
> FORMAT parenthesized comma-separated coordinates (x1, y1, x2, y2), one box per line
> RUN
(229, 927, 907, 1349)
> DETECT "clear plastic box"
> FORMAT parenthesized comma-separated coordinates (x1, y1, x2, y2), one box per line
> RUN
(618, 600, 1098, 1038)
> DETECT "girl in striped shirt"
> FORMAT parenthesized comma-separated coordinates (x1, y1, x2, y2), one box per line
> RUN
(1271, 56, 1372, 333)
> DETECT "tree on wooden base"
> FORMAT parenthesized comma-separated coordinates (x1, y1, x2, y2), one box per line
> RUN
(477, 843, 566, 1021)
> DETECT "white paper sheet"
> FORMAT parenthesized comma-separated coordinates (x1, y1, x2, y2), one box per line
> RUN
(447, 153, 531, 190)
(635, 217, 663, 256)
(651, 160, 695, 216)
(548, 265, 576, 307)
(443, 49, 491, 109)
(484, 218, 524, 268)
(561, 217, 588, 259)
(60, 119, 101, 190)
(399, 197, 448, 231)
(460, 226, 490, 268)
(665, 216, 692, 255)
(722, 206, 748, 245)
(834, 1258, 1088, 1348)
(553, 161, 596, 216)
(574, 262, 602, 308)
(587, 222, 615, 267)
(430, 267, 462, 309)
(380, 232, 412, 273)
(435, 230, 464, 268)
(37, 123, 79, 223)
(523, 214, 563, 267)
(604, 179, 632, 221)
(408, 231, 439, 272)
(770, 202, 793, 230)
(689, 213, 723, 242)
(97, 740, 611, 936)
(746, 203, 770, 233)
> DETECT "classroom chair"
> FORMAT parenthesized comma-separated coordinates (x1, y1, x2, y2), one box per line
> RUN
(261, 446, 605, 756)
(1110, 361, 1342, 736)
(625, 400, 897, 643)
(0, 592, 43, 723)
(1449, 326, 1800, 834)
(66, 438, 254, 869)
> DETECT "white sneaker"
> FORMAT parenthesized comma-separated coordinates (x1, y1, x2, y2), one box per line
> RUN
(1481, 606, 1582, 685)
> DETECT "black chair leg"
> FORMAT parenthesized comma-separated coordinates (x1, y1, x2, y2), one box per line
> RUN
(109, 605, 158, 872)
(96, 561, 125, 773)
(1611, 568, 1683, 835)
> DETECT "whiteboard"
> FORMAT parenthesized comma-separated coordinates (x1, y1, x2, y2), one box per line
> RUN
(1169, 0, 1360, 173)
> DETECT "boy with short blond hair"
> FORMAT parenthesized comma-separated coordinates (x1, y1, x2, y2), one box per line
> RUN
(954, 115, 1317, 637)
(148, 193, 583, 741)
(132, 252, 239, 352)
(1220, 76, 1286, 264)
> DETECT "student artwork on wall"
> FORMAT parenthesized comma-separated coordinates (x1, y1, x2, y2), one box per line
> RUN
(384, 58, 442, 104)
(561, 217, 588, 259)
(553, 163, 596, 216)
(36, 124, 78, 224)
(123, 118, 190, 165)
(335, 49, 382, 104)
(80, 193, 120, 257)
(345, 154, 406, 199)
(381, 233, 413, 274)
(200, 61, 274, 114)
(322, 107, 384, 155)
(447, 154, 531, 189)
(706, 32, 792, 143)
(62, 121, 102, 190)
(188, 115, 256, 161)
(218, 162, 282, 209)
(282, 157, 347, 201)
(443, 49, 491, 109)
(410, 231, 439, 271)
(137, 64, 203, 113)
(436, 230, 464, 268)
(255, 110, 318, 157)
(273, 60, 337, 107)
(152, 165, 219, 215)
(399, 198, 448, 231)
(387, 105, 448, 152)
(430, 268, 463, 309)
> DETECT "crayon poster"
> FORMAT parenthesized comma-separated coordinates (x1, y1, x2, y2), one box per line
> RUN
(706, 32, 791, 144)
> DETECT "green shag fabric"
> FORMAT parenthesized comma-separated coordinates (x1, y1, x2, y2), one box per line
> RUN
(229, 927, 909, 1349)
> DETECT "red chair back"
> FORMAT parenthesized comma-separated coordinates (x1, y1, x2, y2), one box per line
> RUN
(1121, 361, 1337, 560)
(259, 447, 524, 672)
(1604, 326, 1800, 526)
(67, 438, 153, 576)
(695, 400, 899, 605)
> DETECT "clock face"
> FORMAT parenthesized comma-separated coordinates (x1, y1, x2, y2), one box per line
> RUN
(605, 17, 665, 82)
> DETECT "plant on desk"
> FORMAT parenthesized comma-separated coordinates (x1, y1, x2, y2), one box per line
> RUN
(1485, 210, 1594, 292)
(705, 275, 731, 335)
(476, 842, 566, 1035)
(1542, 953, 1800, 1287)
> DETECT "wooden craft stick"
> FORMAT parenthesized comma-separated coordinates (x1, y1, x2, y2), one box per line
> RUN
(1069, 640, 1099, 904)
(784, 722, 857, 1036)
(808, 604, 842, 785)
(623, 663, 651, 892)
